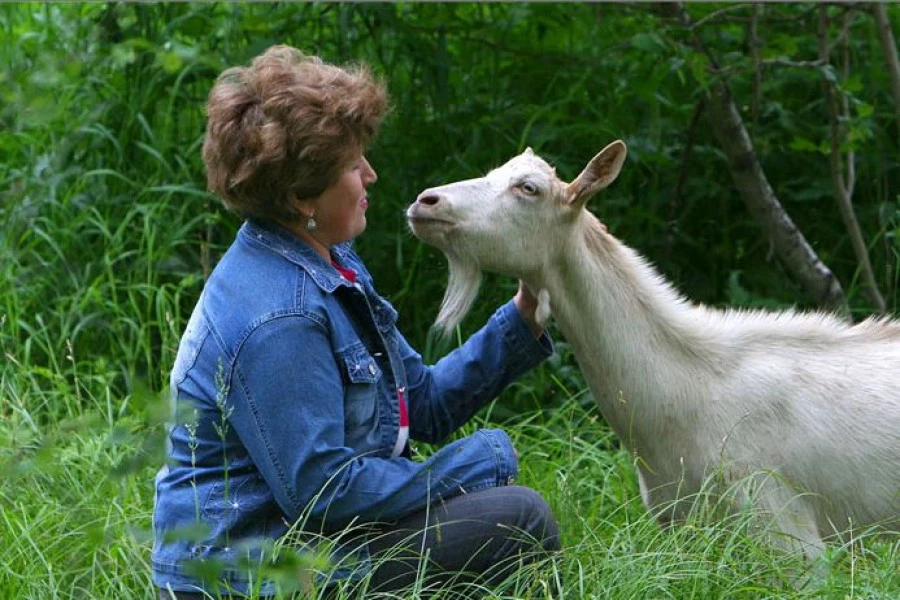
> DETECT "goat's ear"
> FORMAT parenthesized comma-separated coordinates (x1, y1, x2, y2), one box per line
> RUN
(566, 140, 627, 207)
(524, 146, 535, 156)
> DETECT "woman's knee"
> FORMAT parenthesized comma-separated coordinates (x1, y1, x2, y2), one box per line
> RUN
(366, 485, 560, 592)
(504, 486, 561, 552)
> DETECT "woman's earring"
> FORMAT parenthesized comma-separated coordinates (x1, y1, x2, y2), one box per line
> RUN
(306, 215, 318, 232)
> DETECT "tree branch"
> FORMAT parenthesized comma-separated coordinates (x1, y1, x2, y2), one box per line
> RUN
(762, 58, 824, 69)
(673, 3, 847, 312)
(818, 5, 885, 312)
(670, 98, 706, 226)
(690, 4, 753, 30)
(749, 3, 762, 124)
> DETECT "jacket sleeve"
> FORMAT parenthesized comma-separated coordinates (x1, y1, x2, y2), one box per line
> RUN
(401, 300, 554, 444)
(226, 314, 518, 530)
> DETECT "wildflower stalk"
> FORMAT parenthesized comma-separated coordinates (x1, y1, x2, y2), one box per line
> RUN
(184, 407, 201, 523)
(213, 359, 234, 545)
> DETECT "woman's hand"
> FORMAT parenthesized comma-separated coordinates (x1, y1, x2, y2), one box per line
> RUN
(513, 281, 545, 339)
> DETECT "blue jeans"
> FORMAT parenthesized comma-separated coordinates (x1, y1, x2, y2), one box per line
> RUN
(366, 485, 561, 592)
(158, 486, 560, 598)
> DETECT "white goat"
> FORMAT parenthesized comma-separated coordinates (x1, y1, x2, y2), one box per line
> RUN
(407, 141, 900, 558)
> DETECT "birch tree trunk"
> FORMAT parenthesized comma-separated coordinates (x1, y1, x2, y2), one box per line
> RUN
(672, 4, 848, 312)
(703, 84, 847, 311)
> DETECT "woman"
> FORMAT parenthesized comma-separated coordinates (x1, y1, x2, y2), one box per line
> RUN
(152, 45, 560, 599)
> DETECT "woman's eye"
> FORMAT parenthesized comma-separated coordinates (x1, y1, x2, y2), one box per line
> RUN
(520, 182, 538, 195)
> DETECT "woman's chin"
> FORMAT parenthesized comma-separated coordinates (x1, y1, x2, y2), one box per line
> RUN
(352, 217, 367, 239)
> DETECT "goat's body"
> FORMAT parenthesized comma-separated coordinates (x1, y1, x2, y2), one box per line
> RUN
(409, 141, 900, 557)
(537, 214, 900, 553)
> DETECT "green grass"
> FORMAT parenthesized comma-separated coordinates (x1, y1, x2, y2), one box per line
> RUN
(1, 380, 898, 599)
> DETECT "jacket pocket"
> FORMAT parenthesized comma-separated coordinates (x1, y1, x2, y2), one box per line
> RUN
(337, 343, 381, 435)
(338, 343, 382, 384)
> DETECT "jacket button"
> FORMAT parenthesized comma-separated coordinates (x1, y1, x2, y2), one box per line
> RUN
(368, 363, 376, 376)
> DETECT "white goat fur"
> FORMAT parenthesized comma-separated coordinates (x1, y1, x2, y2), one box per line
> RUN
(407, 141, 900, 557)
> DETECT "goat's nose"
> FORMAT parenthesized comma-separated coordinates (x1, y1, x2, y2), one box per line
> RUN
(416, 192, 441, 206)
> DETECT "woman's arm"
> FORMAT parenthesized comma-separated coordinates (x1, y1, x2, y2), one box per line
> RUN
(513, 280, 547, 338)
(226, 315, 518, 530)
(400, 298, 553, 444)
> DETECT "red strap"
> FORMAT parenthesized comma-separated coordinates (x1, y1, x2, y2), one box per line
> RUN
(398, 387, 409, 427)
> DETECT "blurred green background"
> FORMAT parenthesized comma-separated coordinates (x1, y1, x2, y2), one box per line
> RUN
(4, 3, 898, 400)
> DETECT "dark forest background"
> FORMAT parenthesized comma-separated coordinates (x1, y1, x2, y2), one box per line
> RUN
(4, 3, 899, 399)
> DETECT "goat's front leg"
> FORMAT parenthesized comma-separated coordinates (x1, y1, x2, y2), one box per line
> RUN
(751, 473, 825, 560)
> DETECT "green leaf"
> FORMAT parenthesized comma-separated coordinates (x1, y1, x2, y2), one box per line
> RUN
(110, 44, 137, 68)
(630, 32, 666, 54)
(819, 64, 838, 84)
(844, 74, 863, 93)
(789, 137, 818, 153)
(156, 50, 183, 74)
(855, 102, 874, 119)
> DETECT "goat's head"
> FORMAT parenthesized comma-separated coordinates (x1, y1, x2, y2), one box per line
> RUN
(407, 140, 627, 333)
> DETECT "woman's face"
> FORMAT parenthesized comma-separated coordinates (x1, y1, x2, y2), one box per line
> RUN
(307, 154, 378, 247)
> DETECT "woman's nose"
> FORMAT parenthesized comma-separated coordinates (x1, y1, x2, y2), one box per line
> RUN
(362, 156, 377, 185)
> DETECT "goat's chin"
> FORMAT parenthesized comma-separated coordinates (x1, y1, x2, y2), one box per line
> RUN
(435, 255, 482, 336)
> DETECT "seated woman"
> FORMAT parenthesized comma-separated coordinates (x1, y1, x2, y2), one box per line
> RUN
(152, 44, 560, 599)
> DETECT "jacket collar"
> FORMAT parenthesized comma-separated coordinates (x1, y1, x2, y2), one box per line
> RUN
(240, 219, 356, 293)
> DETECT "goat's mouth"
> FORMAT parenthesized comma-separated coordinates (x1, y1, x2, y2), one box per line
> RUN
(406, 203, 459, 247)
(407, 215, 454, 227)
(407, 215, 456, 242)
(406, 204, 455, 232)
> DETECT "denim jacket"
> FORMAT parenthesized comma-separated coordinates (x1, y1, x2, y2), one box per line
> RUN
(151, 220, 553, 595)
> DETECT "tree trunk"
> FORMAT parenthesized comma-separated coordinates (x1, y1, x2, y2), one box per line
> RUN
(671, 4, 848, 312)
(704, 84, 847, 311)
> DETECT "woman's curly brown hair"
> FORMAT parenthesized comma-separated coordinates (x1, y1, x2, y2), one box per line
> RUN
(202, 45, 388, 222)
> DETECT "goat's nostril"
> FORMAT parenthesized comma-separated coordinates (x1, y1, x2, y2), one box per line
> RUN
(417, 194, 440, 206)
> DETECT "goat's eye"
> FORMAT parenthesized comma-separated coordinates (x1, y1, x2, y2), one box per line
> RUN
(520, 181, 538, 195)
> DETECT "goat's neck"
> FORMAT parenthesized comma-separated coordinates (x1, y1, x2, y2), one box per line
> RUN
(526, 214, 715, 441)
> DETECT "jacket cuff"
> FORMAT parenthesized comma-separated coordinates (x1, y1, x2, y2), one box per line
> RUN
(494, 300, 553, 367)
(476, 428, 518, 487)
